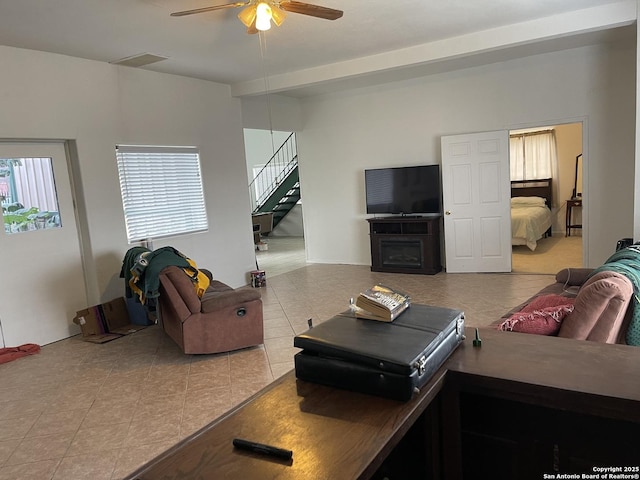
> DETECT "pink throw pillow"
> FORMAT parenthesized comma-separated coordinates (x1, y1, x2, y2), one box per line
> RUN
(499, 304, 575, 336)
(522, 294, 575, 312)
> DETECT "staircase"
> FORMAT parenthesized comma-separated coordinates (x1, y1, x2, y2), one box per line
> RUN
(249, 133, 299, 229)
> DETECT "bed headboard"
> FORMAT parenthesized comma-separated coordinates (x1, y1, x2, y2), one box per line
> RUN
(511, 178, 552, 207)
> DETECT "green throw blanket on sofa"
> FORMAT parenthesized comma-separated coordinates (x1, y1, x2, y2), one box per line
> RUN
(590, 245, 640, 345)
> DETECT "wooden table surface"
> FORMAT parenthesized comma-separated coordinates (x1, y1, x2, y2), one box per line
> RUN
(125, 330, 640, 480)
(126, 364, 447, 480)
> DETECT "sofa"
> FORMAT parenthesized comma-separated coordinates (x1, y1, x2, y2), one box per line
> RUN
(157, 266, 264, 354)
(494, 267, 636, 345)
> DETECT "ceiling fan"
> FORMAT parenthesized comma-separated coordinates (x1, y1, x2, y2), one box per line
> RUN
(170, 0, 343, 34)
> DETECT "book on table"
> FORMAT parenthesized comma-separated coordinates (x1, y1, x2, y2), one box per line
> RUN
(352, 284, 410, 322)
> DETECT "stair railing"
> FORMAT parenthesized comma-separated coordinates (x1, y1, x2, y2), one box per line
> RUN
(249, 132, 298, 212)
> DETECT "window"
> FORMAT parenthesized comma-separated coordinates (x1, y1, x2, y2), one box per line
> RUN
(116, 145, 208, 243)
(510, 129, 560, 206)
(509, 130, 558, 181)
(0, 157, 62, 234)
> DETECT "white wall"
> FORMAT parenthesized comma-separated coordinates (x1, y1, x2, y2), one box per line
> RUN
(297, 40, 636, 268)
(270, 204, 304, 237)
(241, 95, 302, 132)
(243, 128, 292, 182)
(554, 123, 584, 233)
(0, 46, 257, 306)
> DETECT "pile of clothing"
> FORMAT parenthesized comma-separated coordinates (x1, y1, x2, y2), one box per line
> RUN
(0, 344, 40, 364)
(120, 246, 210, 306)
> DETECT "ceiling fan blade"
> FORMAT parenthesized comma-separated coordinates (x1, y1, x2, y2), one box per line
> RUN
(170, 2, 248, 17)
(278, 1, 343, 20)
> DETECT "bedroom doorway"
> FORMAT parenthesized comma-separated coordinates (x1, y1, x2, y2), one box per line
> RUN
(510, 122, 583, 274)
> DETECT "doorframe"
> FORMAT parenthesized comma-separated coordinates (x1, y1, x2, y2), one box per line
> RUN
(64, 139, 99, 302)
(506, 117, 588, 267)
(0, 138, 93, 300)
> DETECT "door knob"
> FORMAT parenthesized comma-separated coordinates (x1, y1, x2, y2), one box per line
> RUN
(445, 211, 451, 215)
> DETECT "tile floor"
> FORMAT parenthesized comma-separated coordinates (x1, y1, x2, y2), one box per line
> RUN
(0, 237, 556, 479)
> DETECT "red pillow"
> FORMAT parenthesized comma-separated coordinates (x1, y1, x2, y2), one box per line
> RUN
(522, 294, 575, 312)
(498, 304, 575, 336)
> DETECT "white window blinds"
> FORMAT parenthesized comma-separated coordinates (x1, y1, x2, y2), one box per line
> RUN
(116, 145, 208, 243)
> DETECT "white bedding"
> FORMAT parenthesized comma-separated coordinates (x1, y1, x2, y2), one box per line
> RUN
(511, 204, 552, 251)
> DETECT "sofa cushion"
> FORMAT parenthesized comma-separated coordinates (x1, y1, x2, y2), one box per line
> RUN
(557, 271, 633, 343)
(499, 303, 574, 336)
(208, 280, 233, 293)
(160, 266, 202, 313)
(555, 268, 595, 287)
(201, 287, 261, 313)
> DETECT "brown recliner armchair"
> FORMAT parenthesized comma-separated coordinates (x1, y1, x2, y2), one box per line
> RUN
(157, 266, 264, 354)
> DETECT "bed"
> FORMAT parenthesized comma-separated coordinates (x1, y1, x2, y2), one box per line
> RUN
(511, 178, 553, 251)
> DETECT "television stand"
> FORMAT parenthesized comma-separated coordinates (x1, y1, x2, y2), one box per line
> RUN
(367, 216, 442, 275)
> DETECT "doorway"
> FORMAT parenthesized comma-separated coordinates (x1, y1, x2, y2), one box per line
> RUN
(243, 128, 306, 276)
(0, 141, 87, 347)
(510, 123, 584, 274)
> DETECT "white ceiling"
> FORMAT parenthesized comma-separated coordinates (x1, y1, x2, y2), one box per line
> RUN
(0, 0, 634, 97)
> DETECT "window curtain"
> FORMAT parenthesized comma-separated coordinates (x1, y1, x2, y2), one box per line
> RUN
(509, 130, 559, 206)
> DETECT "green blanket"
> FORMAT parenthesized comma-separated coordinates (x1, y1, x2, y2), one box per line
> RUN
(120, 246, 194, 305)
(120, 246, 152, 299)
(590, 245, 640, 345)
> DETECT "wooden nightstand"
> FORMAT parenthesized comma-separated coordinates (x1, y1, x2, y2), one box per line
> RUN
(566, 198, 582, 236)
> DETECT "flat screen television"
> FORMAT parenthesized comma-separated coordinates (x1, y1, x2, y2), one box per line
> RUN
(365, 165, 441, 215)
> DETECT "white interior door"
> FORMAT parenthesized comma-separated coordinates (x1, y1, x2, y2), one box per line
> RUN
(0, 142, 86, 347)
(441, 131, 511, 273)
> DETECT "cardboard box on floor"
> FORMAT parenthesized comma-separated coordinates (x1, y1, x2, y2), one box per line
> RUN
(73, 297, 148, 344)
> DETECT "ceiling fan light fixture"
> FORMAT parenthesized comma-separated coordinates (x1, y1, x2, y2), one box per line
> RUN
(170, 0, 343, 35)
(255, 2, 272, 31)
(270, 5, 287, 26)
(237, 5, 257, 27)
